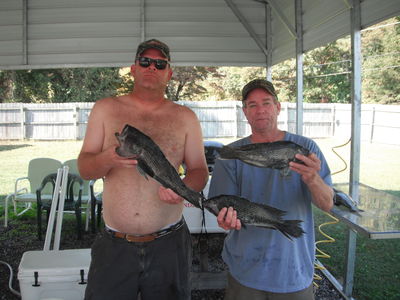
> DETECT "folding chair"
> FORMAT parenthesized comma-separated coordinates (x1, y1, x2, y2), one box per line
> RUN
(4, 158, 62, 227)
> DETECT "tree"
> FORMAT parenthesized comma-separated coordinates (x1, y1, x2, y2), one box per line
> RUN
(362, 17, 400, 104)
(167, 66, 224, 101)
(2, 68, 123, 103)
(0, 70, 16, 102)
(303, 40, 351, 103)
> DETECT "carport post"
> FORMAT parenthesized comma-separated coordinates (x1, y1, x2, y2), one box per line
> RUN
(295, 0, 304, 136)
(344, 0, 362, 297)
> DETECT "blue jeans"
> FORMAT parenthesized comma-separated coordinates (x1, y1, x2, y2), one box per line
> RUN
(84, 222, 192, 300)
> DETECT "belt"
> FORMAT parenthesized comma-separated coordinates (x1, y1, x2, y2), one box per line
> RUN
(105, 218, 185, 243)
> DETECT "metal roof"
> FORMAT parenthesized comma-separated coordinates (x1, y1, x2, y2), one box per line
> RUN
(0, 0, 399, 69)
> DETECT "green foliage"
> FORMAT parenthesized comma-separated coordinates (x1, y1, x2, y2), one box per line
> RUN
(1, 68, 123, 103)
(272, 40, 352, 103)
(209, 67, 266, 100)
(304, 41, 352, 103)
(0, 70, 16, 102)
(167, 66, 224, 101)
(47, 68, 123, 103)
(362, 18, 400, 104)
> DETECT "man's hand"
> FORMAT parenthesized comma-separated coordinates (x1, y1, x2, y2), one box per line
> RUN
(289, 152, 334, 212)
(289, 153, 321, 185)
(111, 145, 138, 168)
(158, 186, 184, 204)
(217, 207, 241, 230)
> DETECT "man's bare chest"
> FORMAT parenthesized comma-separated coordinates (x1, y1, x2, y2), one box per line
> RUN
(105, 111, 186, 166)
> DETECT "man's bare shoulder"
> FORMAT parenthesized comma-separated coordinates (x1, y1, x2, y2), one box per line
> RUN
(93, 96, 125, 108)
(167, 100, 198, 120)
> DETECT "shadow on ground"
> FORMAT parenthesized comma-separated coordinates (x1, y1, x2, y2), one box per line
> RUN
(0, 144, 32, 152)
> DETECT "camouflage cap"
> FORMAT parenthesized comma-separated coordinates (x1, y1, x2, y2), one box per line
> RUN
(135, 39, 171, 61)
(241, 79, 278, 101)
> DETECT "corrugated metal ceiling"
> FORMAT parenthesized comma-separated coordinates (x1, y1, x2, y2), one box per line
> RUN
(0, 0, 399, 69)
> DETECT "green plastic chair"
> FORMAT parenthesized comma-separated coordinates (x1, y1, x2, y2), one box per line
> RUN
(62, 159, 94, 232)
(4, 158, 62, 227)
(36, 172, 84, 240)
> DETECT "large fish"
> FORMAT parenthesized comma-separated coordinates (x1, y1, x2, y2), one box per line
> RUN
(218, 141, 310, 176)
(203, 194, 304, 241)
(333, 188, 363, 215)
(115, 124, 204, 208)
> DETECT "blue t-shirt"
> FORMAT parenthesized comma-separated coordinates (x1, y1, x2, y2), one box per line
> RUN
(208, 132, 332, 293)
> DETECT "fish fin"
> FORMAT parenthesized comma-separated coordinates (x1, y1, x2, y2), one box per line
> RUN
(280, 167, 291, 177)
(274, 220, 304, 241)
(136, 165, 149, 180)
(136, 161, 155, 181)
(257, 203, 287, 218)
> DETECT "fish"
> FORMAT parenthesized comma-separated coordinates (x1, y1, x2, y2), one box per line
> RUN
(333, 188, 363, 215)
(115, 124, 204, 208)
(202, 194, 304, 241)
(217, 141, 310, 176)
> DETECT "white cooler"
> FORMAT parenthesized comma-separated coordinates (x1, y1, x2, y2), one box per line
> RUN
(18, 249, 91, 300)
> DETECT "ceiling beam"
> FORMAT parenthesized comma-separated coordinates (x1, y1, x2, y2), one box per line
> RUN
(225, 0, 270, 57)
(255, 0, 297, 39)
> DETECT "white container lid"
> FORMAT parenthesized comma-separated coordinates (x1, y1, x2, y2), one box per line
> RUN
(18, 249, 91, 278)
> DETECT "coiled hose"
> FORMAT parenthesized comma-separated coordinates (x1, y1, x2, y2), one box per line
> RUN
(313, 138, 351, 288)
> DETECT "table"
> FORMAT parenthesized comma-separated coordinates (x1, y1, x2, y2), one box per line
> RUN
(331, 183, 400, 239)
(321, 183, 400, 299)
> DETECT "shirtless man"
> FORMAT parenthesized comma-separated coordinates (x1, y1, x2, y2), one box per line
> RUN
(78, 39, 209, 300)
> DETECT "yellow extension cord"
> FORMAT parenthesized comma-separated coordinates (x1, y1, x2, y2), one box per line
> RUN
(313, 138, 351, 288)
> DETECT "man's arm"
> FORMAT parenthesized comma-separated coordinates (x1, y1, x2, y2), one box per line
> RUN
(289, 153, 334, 212)
(77, 100, 136, 180)
(181, 114, 209, 193)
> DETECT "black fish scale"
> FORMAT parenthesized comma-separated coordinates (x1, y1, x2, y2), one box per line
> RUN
(205, 195, 286, 224)
(219, 141, 309, 170)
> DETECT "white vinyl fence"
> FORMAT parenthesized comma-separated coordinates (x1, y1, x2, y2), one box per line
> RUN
(0, 102, 400, 145)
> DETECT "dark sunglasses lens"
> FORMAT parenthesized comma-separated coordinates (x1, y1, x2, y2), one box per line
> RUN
(138, 57, 151, 68)
(138, 57, 168, 70)
(155, 60, 168, 70)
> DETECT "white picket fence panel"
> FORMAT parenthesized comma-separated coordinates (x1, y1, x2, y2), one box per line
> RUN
(1, 102, 399, 145)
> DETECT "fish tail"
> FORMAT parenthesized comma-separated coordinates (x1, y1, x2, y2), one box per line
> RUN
(217, 146, 237, 159)
(275, 220, 304, 241)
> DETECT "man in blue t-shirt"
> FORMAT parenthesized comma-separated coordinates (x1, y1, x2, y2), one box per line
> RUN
(208, 79, 334, 300)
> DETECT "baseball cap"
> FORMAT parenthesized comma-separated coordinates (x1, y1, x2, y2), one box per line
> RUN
(135, 39, 171, 61)
(242, 79, 278, 101)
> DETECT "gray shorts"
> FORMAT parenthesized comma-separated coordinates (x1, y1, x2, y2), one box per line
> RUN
(84, 220, 192, 300)
(224, 272, 315, 300)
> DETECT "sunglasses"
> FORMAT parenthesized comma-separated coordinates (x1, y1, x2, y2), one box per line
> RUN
(137, 57, 169, 70)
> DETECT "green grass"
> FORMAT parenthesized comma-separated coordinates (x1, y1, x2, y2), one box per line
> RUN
(0, 138, 399, 299)
(0, 140, 83, 196)
(313, 138, 400, 299)
(314, 210, 400, 299)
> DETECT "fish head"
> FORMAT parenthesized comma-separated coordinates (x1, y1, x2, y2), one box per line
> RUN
(115, 124, 141, 158)
(292, 145, 310, 163)
(202, 197, 222, 216)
